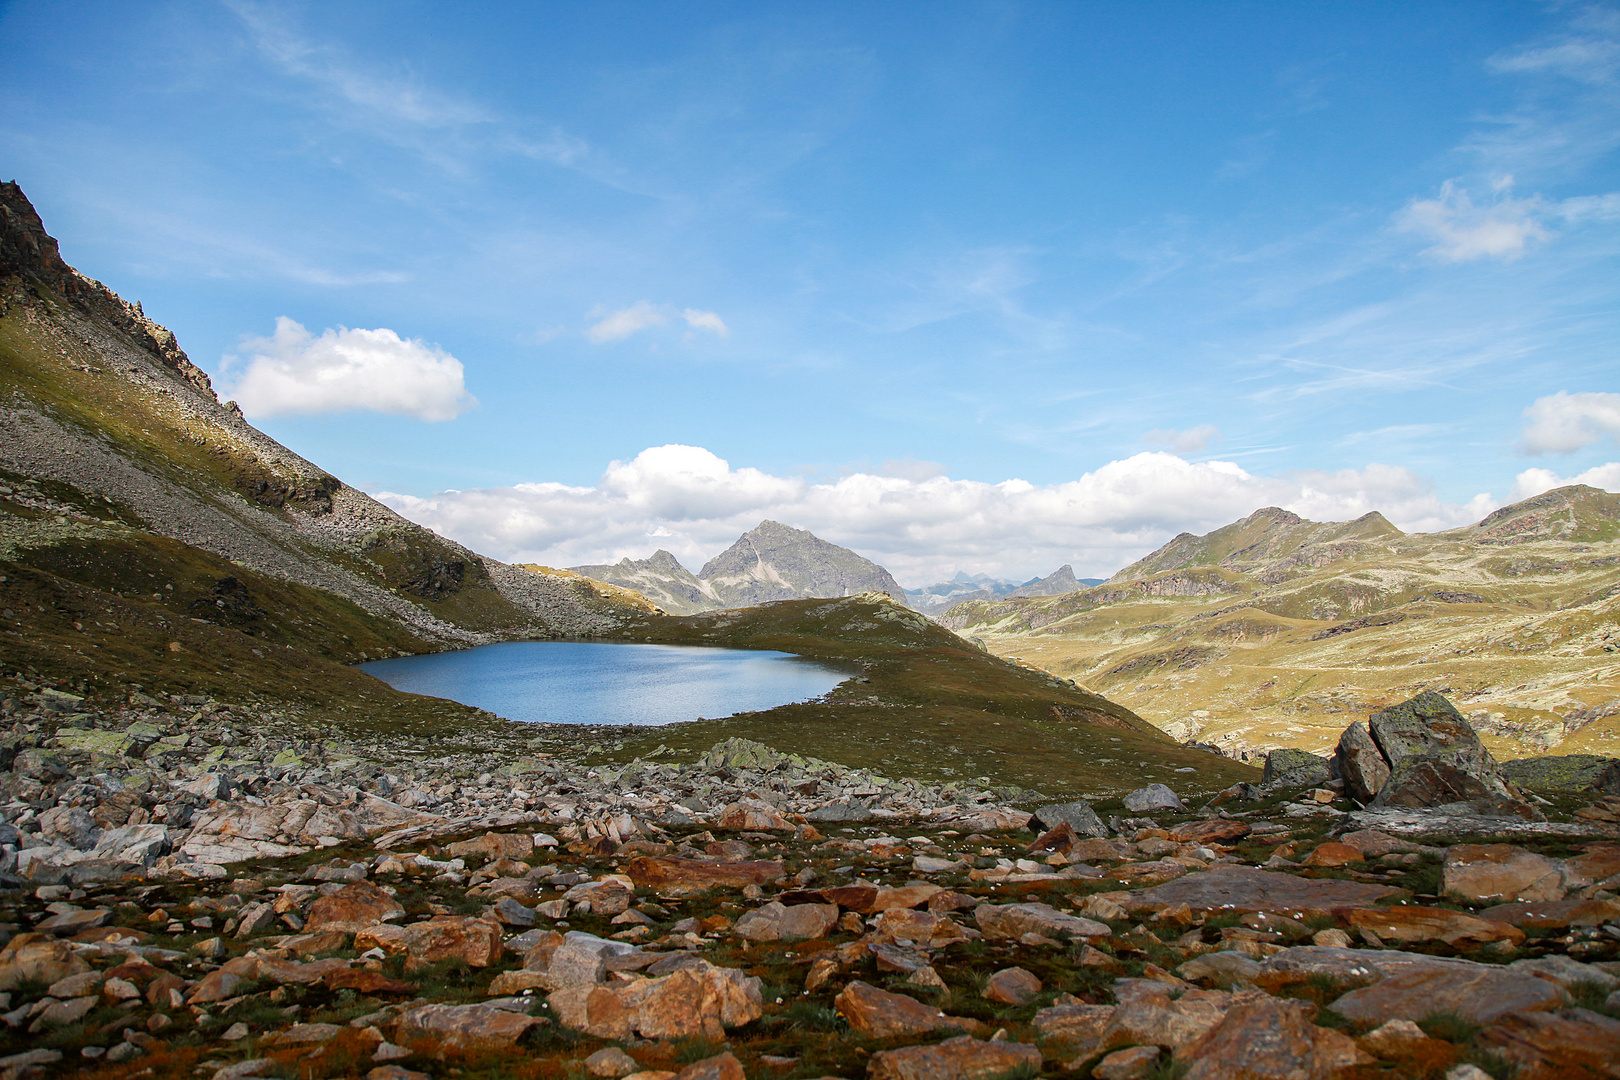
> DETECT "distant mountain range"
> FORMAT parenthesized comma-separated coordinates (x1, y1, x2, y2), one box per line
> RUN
(905, 565, 1105, 616)
(570, 520, 907, 615)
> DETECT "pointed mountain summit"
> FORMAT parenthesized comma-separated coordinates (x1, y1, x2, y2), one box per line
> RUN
(572, 521, 907, 612)
(698, 520, 907, 607)
(568, 549, 721, 615)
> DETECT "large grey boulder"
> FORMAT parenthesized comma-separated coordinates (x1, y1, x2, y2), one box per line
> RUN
(1122, 784, 1185, 813)
(1260, 749, 1332, 790)
(1030, 801, 1110, 838)
(1336, 722, 1392, 804)
(1369, 692, 1498, 778)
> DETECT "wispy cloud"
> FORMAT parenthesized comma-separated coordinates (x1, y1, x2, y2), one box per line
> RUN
(585, 302, 730, 344)
(1397, 179, 1550, 262)
(1143, 424, 1221, 453)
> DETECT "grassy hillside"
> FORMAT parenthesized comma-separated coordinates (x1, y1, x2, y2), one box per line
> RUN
(942, 492, 1620, 766)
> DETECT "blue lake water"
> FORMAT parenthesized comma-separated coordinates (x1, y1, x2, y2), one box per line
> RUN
(356, 641, 849, 726)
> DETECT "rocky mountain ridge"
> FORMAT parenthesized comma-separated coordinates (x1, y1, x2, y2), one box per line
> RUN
(940, 488, 1620, 767)
(571, 522, 907, 615)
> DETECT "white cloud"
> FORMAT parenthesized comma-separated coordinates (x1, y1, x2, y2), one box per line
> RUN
(1143, 424, 1221, 453)
(1510, 462, 1620, 501)
(1397, 180, 1550, 262)
(586, 302, 669, 343)
(224, 317, 476, 421)
(377, 444, 1501, 586)
(585, 303, 730, 343)
(682, 308, 730, 337)
(1518, 391, 1620, 455)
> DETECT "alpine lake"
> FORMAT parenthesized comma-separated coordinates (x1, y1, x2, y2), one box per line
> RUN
(356, 640, 851, 726)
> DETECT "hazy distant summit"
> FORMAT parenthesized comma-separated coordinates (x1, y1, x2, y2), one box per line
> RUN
(571, 520, 906, 614)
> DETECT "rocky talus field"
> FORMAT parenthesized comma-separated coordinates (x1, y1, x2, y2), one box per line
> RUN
(5, 178, 1620, 1080)
(940, 499, 1620, 769)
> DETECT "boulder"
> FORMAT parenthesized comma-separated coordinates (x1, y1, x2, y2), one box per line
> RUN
(399, 916, 505, 969)
(1335, 722, 1391, 804)
(807, 799, 872, 823)
(834, 981, 958, 1039)
(305, 882, 406, 932)
(0, 933, 92, 989)
(733, 901, 839, 943)
(446, 832, 534, 861)
(820, 883, 942, 914)
(1033, 1003, 1117, 1056)
(1443, 844, 1567, 903)
(1261, 749, 1333, 790)
(715, 801, 792, 831)
(1365, 692, 1515, 810)
(392, 1002, 545, 1053)
(1124, 866, 1398, 918)
(38, 806, 99, 849)
(1169, 820, 1253, 846)
(1478, 1007, 1620, 1079)
(867, 1036, 1041, 1080)
(1092, 1046, 1161, 1080)
(1030, 800, 1110, 838)
(1099, 987, 1235, 1053)
(547, 960, 762, 1041)
(1123, 784, 1185, 813)
(974, 902, 1108, 941)
(1342, 906, 1524, 947)
(1500, 755, 1620, 793)
(584, 1048, 639, 1079)
(982, 967, 1041, 1004)
(1328, 961, 1564, 1026)
(183, 798, 369, 862)
(1181, 993, 1369, 1080)
(624, 856, 785, 896)
(672, 1053, 744, 1080)
(1482, 898, 1620, 929)
(1506, 956, 1619, 995)
(1177, 951, 1263, 987)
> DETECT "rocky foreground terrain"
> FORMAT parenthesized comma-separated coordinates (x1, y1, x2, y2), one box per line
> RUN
(3, 684, 1620, 1080)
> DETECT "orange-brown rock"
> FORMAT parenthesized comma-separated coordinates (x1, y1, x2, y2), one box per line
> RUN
(715, 802, 792, 831)
(1481, 898, 1620, 929)
(305, 881, 406, 933)
(1442, 844, 1566, 903)
(733, 901, 838, 943)
(1301, 842, 1364, 868)
(1565, 843, 1620, 890)
(1100, 987, 1237, 1053)
(1181, 993, 1371, 1079)
(547, 961, 763, 1041)
(446, 832, 535, 861)
(624, 856, 784, 897)
(0, 933, 91, 990)
(327, 968, 415, 995)
(1169, 820, 1254, 846)
(1478, 1007, 1620, 1080)
(1124, 866, 1398, 918)
(1329, 962, 1565, 1026)
(834, 981, 957, 1039)
(1342, 906, 1524, 947)
(821, 883, 942, 913)
(393, 1002, 545, 1053)
(399, 916, 503, 968)
(867, 1036, 1041, 1080)
(354, 924, 411, 954)
(982, 966, 1041, 1004)
(671, 1052, 745, 1080)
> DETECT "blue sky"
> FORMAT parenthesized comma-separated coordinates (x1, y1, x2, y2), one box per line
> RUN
(3, 1, 1618, 583)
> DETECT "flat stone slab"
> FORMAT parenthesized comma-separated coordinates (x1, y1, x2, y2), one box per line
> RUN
(1255, 946, 1566, 1027)
(1123, 866, 1400, 917)
(1337, 809, 1620, 841)
(1480, 898, 1620, 929)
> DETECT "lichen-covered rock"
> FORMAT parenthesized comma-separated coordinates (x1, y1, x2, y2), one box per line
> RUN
(1030, 800, 1110, 838)
(1443, 843, 1567, 903)
(1261, 748, 1332, 790)
(867, 1036, 1041, 1080)
(1122, 784, 1185, 812)
(1336, 722, 1391, 804)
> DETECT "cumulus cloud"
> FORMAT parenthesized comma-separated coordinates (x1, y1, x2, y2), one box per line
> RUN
(1518, 391, 1620, 454)
(224, 317, 476, 421)
(1510, 462, 1620, 501)
(377, 444, 1501, 586)
(585, 302, 730, 343)
(1397, 179, 1551, 262)
(1143, 424, 1222, 453)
